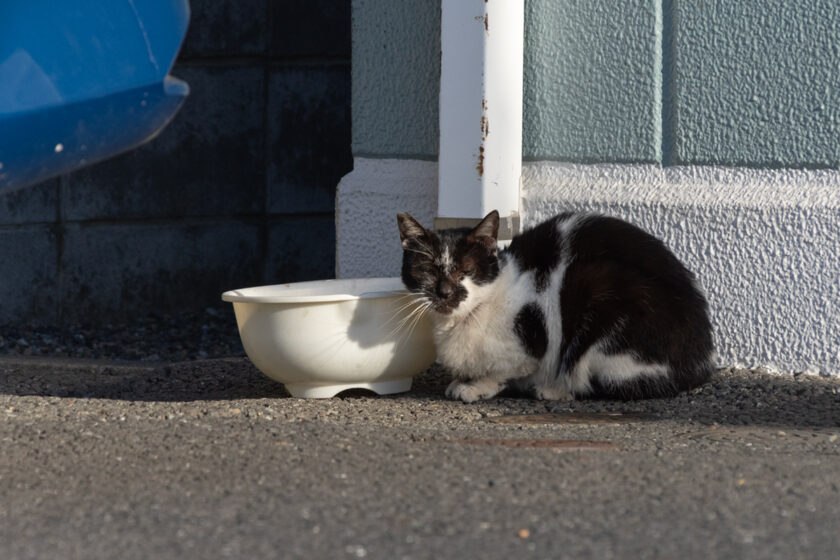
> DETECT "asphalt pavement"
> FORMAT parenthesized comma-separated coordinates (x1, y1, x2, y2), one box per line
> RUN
(1, 357, 839, 559)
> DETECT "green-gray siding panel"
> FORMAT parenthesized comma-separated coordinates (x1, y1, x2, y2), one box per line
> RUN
(673, 0, 840, 167)
(523, 0, 661, 163)
(351, 0, 441, 159)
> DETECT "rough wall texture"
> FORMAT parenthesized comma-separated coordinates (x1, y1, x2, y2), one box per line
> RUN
(672, 0, 840, 167)
(352, 0, 840, 168)
(336, 158, 437, 279)
(523, 0, 661, 163)
(351, 0, 441, 159)
(0, 0, 351, 325)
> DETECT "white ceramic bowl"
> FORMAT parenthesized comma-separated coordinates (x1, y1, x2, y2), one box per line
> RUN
(222, 277, 436, 398)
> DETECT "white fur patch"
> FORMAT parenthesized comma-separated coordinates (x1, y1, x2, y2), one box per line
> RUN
(439, 245, 453, 272)
(557, 213, 589, 241)
(432, 262, 540, 386)
(445, 378, 504, 403)
(527, 262, 568, 396)
(567, 345, 669, 395)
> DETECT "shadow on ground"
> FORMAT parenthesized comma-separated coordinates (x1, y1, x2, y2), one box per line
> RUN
(0, 357, 289, 402)
(0, 357, 452, 403)
(0, 357, 838, 430)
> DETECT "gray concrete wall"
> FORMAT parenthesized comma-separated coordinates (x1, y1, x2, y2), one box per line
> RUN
(523, 0, 660, 163)
(351, 0, 840, 167)
(351, 0, 440, 159)
(0, 0, 352, 325)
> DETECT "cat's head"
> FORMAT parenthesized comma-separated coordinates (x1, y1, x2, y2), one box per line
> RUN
(396, 211, 500, 315)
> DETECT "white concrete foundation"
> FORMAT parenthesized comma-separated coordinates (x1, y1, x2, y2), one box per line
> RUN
(336, 157, 840, 375)
(335, 158, 437, 279)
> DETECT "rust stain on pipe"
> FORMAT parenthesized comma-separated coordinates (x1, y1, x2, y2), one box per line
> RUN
(481, 99, 489, 137)
(477, 98, 489, 178)
(474, 13, 489, 35)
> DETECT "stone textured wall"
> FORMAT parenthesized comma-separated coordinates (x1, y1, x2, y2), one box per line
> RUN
(351, 0, 440, 159)
(352, 0, 840, 168)
(669, 0, 840, 167)
(0, 0, 352, 324)
(524, 0, 661, 163)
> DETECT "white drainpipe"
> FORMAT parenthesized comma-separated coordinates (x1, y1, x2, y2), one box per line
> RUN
(436, 0, 524, 241)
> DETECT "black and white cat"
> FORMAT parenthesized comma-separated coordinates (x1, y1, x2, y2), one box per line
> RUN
(397, 210, 714, 402)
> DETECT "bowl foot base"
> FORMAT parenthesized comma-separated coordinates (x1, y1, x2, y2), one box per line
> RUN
(284, 379, 412, 399)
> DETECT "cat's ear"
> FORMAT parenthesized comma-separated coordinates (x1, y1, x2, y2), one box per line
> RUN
(397, 213, 427, 246)
(468, 210, 500, 250)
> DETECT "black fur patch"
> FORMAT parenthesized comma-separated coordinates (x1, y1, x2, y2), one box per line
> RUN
(514, 303, 548, 359)
(447, 230, 499, 286)
(505, 216, 565, 292)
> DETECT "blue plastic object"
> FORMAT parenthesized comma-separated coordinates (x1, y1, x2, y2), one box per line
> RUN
(0, 1, 190, 192)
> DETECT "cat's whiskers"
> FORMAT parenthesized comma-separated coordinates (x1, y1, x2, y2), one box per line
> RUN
(387, 298, 433, 342)
(395, 300, 433, 345)
(385, 294, 429, 322)
(382, 293, 429, 333)
(389, 297, 429, 333)
(384, 291, 425, 310)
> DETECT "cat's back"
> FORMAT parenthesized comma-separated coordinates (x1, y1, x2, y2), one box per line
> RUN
(506, 212, 699, 293)
(562, 213, 699, 293)
(505, 212, 714, 398)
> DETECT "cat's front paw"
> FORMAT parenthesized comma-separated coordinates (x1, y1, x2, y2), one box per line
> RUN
(445, 379, 503, 403)
(535, 385, 573, 401)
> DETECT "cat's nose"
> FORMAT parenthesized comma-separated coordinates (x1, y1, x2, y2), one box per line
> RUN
(436, 281, 454, 299)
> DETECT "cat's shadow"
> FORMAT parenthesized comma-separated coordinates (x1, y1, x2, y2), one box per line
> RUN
(414, 367, 840, 431)
(0, 358, 837, 431)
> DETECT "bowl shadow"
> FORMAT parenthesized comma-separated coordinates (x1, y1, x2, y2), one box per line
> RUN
(0, 357, 290, 402)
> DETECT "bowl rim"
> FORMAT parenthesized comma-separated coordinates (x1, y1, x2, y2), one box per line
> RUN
(221, 277, 412, 304)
